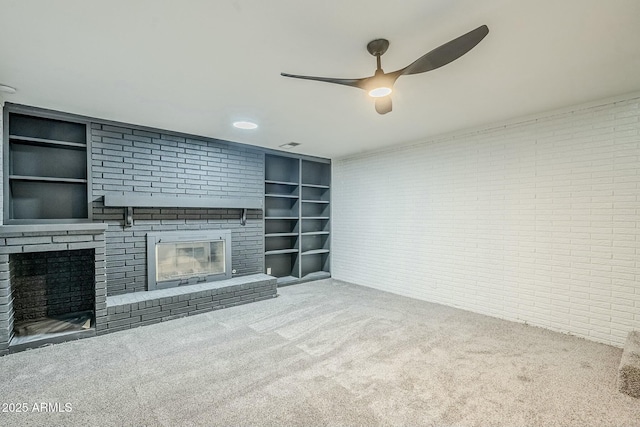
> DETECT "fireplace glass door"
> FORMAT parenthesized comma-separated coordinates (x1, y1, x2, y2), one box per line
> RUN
(147, 230, 232, 290)
(156, 240, 225, 283)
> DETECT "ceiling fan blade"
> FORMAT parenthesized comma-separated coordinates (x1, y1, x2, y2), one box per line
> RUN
(375, 96, 392, 115)
(398, 25, 489, 76)
(280, 73, 367, 90)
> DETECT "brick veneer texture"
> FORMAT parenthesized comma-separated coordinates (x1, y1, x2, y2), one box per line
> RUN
(90, 124, 265, 296)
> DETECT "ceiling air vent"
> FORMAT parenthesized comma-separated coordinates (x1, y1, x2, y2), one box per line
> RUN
(279, 142, 301, 150)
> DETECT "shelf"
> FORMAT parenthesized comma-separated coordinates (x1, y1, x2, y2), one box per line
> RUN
(9, 135, 87, 149)
(266, 194, 299, 199)
(266, 232, 299, 237)
(9, 175, 88, 184)
(275, 275, 300, 286)
(10, 180, 88, 220)
(103, 194, 263, 209)
(301, 271, 331, 281)
(265, 219, 298, 235)
(302, 200, 329, 204)
(301, 185, 329, 203)
(266, 155, 299, 184)
(265, 180, 298, 186)
(265, 216, 298, 220)
(302, 231, 330, 236)
(274, 271, 330, 286)
(265, 250, 300, 280)
(264, 195, 298, 218)
(302, 216, 330, 220)
(301, 249, 330, 256)
(301, 160, 330, 188)
(9, 114, 87, 144)
(265, 249, 299, 255)
(10, 139, 87, 180)
(300, 248, 330, 278)
(301, 183, 330, 189)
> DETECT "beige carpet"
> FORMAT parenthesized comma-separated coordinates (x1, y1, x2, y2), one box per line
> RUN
(0, 279, 638, 426)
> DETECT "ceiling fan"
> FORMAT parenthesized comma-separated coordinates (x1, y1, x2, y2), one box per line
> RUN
(281, 25, 489, 115)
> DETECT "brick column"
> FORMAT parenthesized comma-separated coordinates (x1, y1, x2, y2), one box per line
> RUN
(94, 233, 108, 334)
(0, 255, 12, 356)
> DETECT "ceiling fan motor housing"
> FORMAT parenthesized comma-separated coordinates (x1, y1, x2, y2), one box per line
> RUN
(367, 39, 390, 57)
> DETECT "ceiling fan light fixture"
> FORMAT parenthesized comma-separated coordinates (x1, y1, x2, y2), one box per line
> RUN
(368, 87, 392, 98)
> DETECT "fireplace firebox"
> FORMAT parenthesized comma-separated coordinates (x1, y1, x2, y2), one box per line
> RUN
(146, 230, 232, 290)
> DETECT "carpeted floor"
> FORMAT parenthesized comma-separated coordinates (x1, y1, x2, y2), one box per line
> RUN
(0, 279, 638, 426)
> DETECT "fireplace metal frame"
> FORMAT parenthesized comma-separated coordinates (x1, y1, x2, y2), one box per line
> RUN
(146, 230, 232, 291)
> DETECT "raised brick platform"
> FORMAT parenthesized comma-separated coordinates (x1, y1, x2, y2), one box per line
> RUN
(103, 273, 277, 333)
(0, 223, 277, 355)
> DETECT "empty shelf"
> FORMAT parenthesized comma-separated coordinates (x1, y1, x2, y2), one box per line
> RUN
(301, 183, 330, 189)
(301, 271, 331, 281)
(9, 175, 88, 184)
(265, 249, 299, 255)
(276, 276, 300, 286)
(301, 249, 330, 256)
(9, 135, 87, 149)
(265, 180, 298, 186)
(266, 194, 299, 199)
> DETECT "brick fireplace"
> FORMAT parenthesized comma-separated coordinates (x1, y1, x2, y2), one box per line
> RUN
(0, 224, 107, 355)
(11, 249, 95, 323)
(0, 106, 281, 356)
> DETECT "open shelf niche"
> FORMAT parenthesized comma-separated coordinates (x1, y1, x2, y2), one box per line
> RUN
(264, 154, 330, 285)
(4, 111, 90, 222)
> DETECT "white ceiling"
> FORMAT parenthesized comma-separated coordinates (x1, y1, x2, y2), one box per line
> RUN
(1, 0, 639, 159)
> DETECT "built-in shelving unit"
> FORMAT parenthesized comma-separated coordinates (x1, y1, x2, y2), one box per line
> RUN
(264, 154, 330, 285)
(4, 111, 90, 222)
(299, 159, 331, 280)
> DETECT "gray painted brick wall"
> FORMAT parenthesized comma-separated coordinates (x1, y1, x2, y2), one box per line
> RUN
(90, 124, 265, 296)
(0, 102, 3, 225)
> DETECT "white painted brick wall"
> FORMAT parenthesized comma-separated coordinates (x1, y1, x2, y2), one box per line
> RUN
(333, 93, 640, 347)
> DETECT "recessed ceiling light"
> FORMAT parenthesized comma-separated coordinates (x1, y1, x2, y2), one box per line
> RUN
(0, 84, 16, 94)
(233, 121, 258, 130)
(279, 142, 301, 150)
